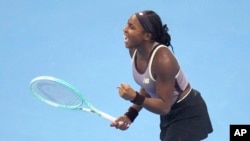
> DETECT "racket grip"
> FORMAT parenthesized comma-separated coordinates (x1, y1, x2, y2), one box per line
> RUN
(100, 111, 128, 127)
(99, 111, 117, 122)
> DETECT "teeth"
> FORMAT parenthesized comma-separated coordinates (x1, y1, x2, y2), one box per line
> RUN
(124, 35, 128, 40)
(124, 35, 128, 43)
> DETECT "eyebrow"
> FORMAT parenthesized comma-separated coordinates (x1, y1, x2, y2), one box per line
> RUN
(127, 20, 136, 28)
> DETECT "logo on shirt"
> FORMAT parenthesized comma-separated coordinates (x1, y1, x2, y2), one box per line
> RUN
(143, 78, 150, 84)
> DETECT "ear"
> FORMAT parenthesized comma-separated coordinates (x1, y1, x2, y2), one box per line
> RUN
(143, 32, 152, 41)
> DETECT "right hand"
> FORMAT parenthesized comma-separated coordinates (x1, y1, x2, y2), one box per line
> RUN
(110, 115, 132, 130)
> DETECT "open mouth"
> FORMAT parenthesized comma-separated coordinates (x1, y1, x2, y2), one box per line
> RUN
(124, 35, 129, 44)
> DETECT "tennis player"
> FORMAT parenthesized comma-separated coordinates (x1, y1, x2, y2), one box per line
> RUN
(110, 10, 213, 141)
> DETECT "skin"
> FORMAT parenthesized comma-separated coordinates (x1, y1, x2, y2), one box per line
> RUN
(110, 14, 191, 130)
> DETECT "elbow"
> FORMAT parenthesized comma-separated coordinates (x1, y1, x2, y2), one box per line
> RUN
(145, 106, 170, 115)
(158, 99, 172, 115)
(159, 107, 171, 115)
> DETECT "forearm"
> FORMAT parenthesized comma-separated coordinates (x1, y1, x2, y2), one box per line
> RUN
(130, 88, 150, 112)
(130, 103, 143, 112)
(138, 88, 171, 115)
(142, 97, 171, 115)
(124, 88, 146, 122)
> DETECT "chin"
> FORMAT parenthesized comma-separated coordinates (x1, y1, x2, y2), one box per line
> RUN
(124, 43, 130, 48)
(124, 42, 136, 49)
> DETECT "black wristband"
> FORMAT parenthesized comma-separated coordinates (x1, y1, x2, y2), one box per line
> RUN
(130, 91, 145, 105)
(124, 107, 138, 122)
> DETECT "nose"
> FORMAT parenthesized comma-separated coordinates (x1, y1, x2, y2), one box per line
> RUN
(123, 25, 128, 33)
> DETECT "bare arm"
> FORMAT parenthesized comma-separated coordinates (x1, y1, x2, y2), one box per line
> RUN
(142, 47, 179, 115)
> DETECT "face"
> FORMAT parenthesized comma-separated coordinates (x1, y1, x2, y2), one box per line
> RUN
(123, 14, 148, 49)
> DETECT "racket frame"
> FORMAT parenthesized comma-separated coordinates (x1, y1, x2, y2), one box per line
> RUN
(30, 76, 116, 122)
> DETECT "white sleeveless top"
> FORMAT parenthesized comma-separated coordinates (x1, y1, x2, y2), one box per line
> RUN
(132, 43, 190, 103)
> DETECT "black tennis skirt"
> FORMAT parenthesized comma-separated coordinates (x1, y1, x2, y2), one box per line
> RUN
(159, 89, 213, 141)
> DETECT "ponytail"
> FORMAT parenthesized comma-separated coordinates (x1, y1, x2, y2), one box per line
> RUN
(161, 24, 174, 52)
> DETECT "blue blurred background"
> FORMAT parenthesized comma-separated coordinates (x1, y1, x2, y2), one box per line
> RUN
(1, 0, 250, 140)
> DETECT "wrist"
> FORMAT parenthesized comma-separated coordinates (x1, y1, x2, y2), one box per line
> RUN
(130, 91, 145, 105)
(124, 107, 138, 122)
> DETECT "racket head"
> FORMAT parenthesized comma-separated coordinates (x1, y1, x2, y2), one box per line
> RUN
(30, 76, 87, 110)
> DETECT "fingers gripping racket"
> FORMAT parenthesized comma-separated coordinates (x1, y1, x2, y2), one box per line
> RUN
(30, 76, 117, 122)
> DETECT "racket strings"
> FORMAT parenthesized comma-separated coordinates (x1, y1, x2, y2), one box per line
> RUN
(34, 81, 82, 107)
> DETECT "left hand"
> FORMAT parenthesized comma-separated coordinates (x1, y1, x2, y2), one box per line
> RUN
(117, 83, 136, 101)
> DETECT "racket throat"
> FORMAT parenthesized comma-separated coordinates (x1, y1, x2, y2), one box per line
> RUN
(80, 107, 100, 115)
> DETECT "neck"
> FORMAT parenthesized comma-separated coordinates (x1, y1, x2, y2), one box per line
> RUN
(136, 41, 155, 60)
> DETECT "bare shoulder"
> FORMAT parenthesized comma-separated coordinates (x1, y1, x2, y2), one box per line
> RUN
(152, 47, 179, 79)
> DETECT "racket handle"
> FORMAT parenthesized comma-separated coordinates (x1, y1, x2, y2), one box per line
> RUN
(99, 111, 117, 122)
(100, 111, 128, 127)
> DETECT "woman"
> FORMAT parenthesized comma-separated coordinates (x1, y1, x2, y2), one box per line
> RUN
(110, 10, 213, 141)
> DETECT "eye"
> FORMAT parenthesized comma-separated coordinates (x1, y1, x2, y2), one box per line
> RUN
(128, 23, 136, 30)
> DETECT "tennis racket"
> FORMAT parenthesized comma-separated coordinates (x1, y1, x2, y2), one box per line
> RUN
(30, 76, 117, 122)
